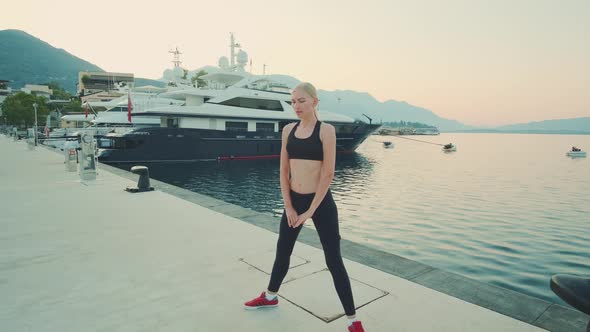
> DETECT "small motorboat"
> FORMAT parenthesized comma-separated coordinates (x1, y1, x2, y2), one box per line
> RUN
(383, 141, 394, 149)
(442, 143, 456, 152)
(567, 146, 586, 157)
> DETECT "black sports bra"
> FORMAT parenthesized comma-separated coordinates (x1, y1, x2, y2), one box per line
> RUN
(286, 121, 323, 161)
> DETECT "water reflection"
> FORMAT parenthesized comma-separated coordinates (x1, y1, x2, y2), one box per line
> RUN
(114, 133, 590, 305)
(118, 153, 376, 216)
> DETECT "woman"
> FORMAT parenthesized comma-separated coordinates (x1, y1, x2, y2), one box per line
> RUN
(244, 82, 365, 332)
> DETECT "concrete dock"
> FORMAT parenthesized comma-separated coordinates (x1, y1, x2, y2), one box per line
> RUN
(0, 135, 587, 331)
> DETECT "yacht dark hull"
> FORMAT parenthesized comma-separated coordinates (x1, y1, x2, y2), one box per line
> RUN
(97, 123, 380, 163)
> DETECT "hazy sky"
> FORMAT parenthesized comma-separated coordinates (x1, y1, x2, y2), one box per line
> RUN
(2, 0, 589, 126)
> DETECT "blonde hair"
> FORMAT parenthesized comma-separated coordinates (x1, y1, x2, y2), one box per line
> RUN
(293, 82, 319, 120)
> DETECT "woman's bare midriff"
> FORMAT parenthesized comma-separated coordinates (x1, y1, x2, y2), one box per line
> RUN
(289, 159, 322, 194)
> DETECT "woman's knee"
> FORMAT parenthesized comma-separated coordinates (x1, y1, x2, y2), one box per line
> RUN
(323, 248, 345, 271)
(272, 253, 291, 270)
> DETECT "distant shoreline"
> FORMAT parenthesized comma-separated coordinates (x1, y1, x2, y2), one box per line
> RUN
(443, 130, 590, 135)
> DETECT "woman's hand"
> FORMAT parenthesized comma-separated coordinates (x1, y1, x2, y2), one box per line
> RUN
(293, 210, 314, 228)
(285, 206, 298, 227)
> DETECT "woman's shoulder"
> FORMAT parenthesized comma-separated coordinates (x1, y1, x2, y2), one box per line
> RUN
(282, 122, 297, 138)
(285, 122, 298, 132)
(319, 122, 335, 141)
(319, 122, 335, 134)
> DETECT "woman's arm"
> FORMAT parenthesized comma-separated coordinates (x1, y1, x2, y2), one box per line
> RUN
(294, 123, 336, 226)
(280, 123, 298, 226)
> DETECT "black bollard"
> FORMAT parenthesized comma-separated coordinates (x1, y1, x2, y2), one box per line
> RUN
(126, 165, 154, 193)
(550, 274, 590, 331)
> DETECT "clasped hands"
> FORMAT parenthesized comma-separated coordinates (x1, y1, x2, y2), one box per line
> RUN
(285, 207, 313, 228)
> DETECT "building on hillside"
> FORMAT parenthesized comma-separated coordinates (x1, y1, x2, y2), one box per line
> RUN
(21, 84, 53, 99)
(78, 71, 134, 104)
(0, 80, 12, 116)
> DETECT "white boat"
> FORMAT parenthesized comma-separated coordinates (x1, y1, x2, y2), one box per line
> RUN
(383, 141, 394, 149)
(87, 86, 186, 128)
(46, 84, 187, 150)
(96, 34, 381, 163)
(415, 127, 440, 135)
(97, 78, 380, 163)
(60, 113, 95, 128)
(567, 151, 586, 158)
(442, 143, 457, 152)
(43, 49, 188, 150)
(567, 147, 586, 157)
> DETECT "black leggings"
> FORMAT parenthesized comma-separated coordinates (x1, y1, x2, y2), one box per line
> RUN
(268, 189, 356, 316)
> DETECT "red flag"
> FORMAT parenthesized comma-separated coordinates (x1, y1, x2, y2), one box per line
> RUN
(127, 91, 133, 123)
(85, 102, 89, 118)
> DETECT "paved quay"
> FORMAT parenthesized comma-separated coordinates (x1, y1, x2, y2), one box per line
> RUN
(0, 135, 587, 331)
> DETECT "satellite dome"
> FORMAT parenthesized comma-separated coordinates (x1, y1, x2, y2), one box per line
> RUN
(237, 50, 248, 65)
(163, 69, 174, 80)
(172, 66, 184, 77)
(218, 56, 230, 69)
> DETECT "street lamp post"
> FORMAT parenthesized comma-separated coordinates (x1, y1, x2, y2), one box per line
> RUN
(33, 102, 38, 146)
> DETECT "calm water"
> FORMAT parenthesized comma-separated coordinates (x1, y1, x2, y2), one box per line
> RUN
(120, 133, 590, 304)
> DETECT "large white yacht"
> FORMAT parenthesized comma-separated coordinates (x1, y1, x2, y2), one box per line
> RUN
(97, 34, 381, 163)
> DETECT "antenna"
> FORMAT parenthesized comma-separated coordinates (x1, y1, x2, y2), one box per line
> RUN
(169, 47, 182, 68)
(230, 32, 241, 67)
(263, 64, 267, 75)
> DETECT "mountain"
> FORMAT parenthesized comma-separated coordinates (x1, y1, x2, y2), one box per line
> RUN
(0, 29, 165, 93)
(134, 77, 166, 88)
(493, 117, 590, 134)
(180, 65, 469, 131)
(317, 90, 470, 131)
(2, 29, 582, 133)
(0, 29, 103, 93)
(0, 29, 469, 130)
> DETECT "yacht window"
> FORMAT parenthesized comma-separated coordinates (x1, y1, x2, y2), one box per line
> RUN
(225, 121, 248, 132)
(219, 97, 283, 111)
(125, 139, 144, 149)
(256, 123, 275, 132)
(106, 106, 127, 112)
(333, 124, 359, 134)
(166, 118, 179, 128)
(112, 138, 126, 149)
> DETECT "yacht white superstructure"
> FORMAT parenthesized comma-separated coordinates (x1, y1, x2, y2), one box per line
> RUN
(97, 33, 381, 163)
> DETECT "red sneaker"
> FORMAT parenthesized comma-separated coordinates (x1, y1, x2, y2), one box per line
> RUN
(348, 321, 365, 332)
(244, 292, 279, 310)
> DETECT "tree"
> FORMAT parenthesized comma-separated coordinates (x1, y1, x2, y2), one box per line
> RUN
(81, 74, 91, 85)
(44, 81, 71, 100)
(191, 70, 208, 88)
(383, 120, 434, 128)
(1, 92, 50, 128)
(60, 98, 83, 113)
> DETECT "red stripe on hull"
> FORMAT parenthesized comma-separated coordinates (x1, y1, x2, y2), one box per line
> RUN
(217, 154, 281, 161)
(217, 151, 355, 161)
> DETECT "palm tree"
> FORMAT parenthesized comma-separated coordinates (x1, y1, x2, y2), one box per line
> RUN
(191, 70, 208, 88)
